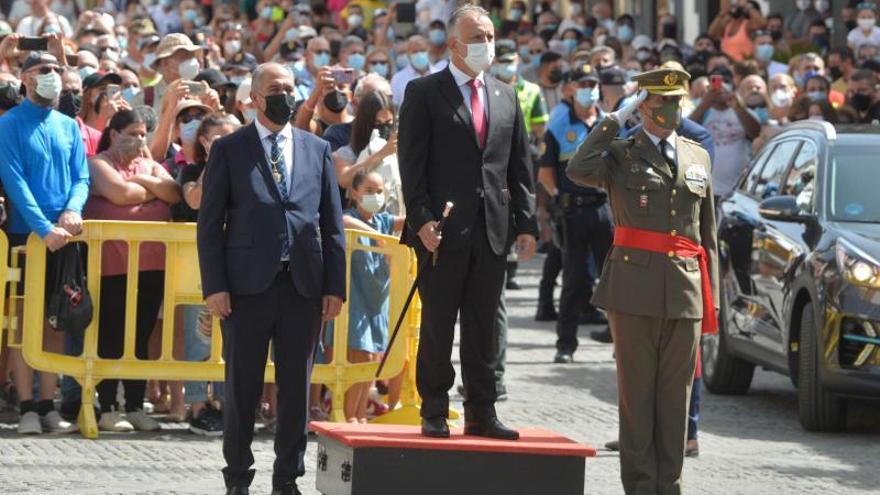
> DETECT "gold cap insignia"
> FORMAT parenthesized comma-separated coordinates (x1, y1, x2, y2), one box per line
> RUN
(566, 130, 577, 142)
(663, 73, 678, 86)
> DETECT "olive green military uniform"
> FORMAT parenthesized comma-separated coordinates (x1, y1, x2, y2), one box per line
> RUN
(566, 69, 719, 495)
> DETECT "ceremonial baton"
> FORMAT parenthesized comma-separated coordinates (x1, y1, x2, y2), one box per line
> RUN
(376, 202, 454, 378)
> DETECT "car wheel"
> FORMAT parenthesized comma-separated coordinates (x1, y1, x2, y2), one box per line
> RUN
(702, 280, 755, 395)
(797, 302, 847, 432)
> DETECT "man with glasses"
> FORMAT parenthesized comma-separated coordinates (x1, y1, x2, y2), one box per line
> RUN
(0, 53, 89, 436)
(198, 62, 345, 495)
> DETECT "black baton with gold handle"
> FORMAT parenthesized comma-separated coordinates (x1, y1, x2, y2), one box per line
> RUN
(376, 202, 454, 378)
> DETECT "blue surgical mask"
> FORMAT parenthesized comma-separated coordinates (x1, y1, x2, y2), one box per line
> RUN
(347, 53, 365, 71)
(575, 87, 600, 107)
(410, 51, 430, 71)
(429, 29, 447, 46)
(395, 53, 409, 70)
(509, 9, 523, 21)
(807, 90, 827, 102)
(78, 66, 96, 80)
(179, 119, 201, 143)
(617, 25, 634, 43)
(183, 9, 198, 23)
(243, 108, 257, 123)
(563, 39, 578, 54)
(290, 60, 308, 80)
(312, 52, 330, 69)
(260, 6, 273, 20)
(491, 62, 517, 80)
(518, 45, 530, 60)
(755, 43, 774, 62)
(752, 106, 769, 125)
(117, 36, 128, 52)
(359, 193, 385, 214)
(160, 0, 173, 8)
(370, 62, 389, 78)
(285, 28, 298, 42)
(122, 86, 140, 103)
(231, 75, 246, 86)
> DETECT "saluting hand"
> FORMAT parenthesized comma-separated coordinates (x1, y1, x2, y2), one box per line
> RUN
(610, 89, 648, 125)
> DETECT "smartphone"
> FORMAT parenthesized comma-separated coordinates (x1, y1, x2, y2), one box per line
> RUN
(185, 81, 206, 95)
(104, 84, 121, 98)
(394, 1, 416, 39)
(331, 68, 355, 86)
(710, 74, 723, 91)
(18, 37, 48, 51)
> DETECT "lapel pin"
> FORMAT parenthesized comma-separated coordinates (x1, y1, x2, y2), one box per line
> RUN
(494, 90, 500, 96)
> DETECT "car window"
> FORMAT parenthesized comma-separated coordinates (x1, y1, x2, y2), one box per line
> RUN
(784, 140, 818, 209)
(753, 140, 801, 200)
(741, 144, 774, 193)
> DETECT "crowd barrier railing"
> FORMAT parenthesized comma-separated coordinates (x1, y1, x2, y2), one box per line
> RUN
(16, 221, 451, 438)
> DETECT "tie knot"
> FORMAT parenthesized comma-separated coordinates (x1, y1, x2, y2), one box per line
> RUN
(269, 133, 279, 144)
(468, 78, 482, 90)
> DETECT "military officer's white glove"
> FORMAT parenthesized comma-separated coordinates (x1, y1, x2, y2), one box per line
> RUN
(610, 90, 649, 125)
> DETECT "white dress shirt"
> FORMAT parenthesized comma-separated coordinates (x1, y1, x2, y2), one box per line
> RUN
(447, 60, 488, 123)
(254, 118, 294, 182)
(643, 128, 678, 158)
(390, 59, 447, 107)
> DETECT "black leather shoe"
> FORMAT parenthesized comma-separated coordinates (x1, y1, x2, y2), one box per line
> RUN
(506, 279, 522, 290)
(421, 417, 450, 438)
(225, 487, 248, 495)
(589, 327, 613, 344)
(464, 417, 519, 440)
(271, 483, 301, 495)
(553, 351, 574, 364)
(604, 439, 620, 451)
(580, 308, 608, 325)
(535, 305, 558, 321)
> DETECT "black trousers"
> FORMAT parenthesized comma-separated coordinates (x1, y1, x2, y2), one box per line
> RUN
(96, 271, 165, 413)
(556, 204, 613, 353)
(538, 244, 562, 309)
(221, 273, 321, 489)
(416, 218, 506, 420)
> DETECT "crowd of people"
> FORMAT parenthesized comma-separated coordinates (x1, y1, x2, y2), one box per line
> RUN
(0, 0, 874, 455)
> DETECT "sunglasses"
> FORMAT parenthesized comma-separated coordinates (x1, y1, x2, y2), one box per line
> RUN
(178, 111, 207, 124)
(35, 66, 63, 75)
(369, 59, 389, 64)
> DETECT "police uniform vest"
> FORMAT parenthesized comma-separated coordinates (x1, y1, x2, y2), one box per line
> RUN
(547, 101, 605, 202)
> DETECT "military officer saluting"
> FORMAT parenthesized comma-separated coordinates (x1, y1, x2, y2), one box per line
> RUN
(567, 68, 719, 495)
(537, 63, 614, 364)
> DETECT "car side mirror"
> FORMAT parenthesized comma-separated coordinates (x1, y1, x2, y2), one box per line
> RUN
(758, 195, 812, 223)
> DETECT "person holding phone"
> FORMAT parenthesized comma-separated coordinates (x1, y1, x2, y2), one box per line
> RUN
(79, 72, 129, 132)
(688, 66, 760, 201)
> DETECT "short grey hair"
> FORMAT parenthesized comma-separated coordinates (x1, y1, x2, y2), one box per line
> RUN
(355, 73, 392, 98)
(448, 4, 490, 38)
(341, 35, 365, 51)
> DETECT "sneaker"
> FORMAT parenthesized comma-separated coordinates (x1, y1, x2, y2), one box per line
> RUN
(17, 411, 42, 435)
(41, 410, 78, 433)
(189, 405, 223, 437)
(98, 410, 134, 432)
(126, 409, 161, 431)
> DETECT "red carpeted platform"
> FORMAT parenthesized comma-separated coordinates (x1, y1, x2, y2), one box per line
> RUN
(310, 422, 596, 495)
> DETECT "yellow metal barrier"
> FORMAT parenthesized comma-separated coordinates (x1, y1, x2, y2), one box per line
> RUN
(18, 221, 445, 438)
(0, 232, 17, 357)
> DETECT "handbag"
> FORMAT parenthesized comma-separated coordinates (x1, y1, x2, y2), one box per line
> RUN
(46, 243, 93, 336)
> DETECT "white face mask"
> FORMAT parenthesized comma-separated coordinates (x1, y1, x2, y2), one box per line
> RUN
(360, 193, 385, 214)
(36, 71, 62, 101)
(859, 18, 876, 31)
(143, 52, 157, 70)
(224, 40, 241, 56)
(770, 88, 793, 108)
(463, 41, 495, 74)
(178, 57, 200, 80)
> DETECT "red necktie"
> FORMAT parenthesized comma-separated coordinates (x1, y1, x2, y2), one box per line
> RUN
(467, 78, 486, 148)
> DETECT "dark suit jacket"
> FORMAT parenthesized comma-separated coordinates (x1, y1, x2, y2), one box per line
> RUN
(624, 117, 716, 162)
(197, 123, 346, 300)
(397, 67, 538, 256)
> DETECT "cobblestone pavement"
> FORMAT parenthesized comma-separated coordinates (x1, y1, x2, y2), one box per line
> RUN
(1, 257, 878, 494)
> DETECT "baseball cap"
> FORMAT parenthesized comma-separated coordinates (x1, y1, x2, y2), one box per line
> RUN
(495, 43, 517, 63)
(222, 52, 258, 72)
(632, 35, 654, 52)
(21, 53, 60, 72)
(599, 66, 627, 86)
(82, 71, 123, 90)
(566, 63, 599, 83)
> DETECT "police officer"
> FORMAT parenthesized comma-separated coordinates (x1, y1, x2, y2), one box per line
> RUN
(538, 63, 614, 364)
(567, 68, 719, 495)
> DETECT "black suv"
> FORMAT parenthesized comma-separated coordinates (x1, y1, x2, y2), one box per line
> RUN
(705, 120, 880, 432)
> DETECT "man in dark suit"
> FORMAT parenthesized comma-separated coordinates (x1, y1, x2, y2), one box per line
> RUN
(398, 4, 538, 440)
(197, 63, 345, 495)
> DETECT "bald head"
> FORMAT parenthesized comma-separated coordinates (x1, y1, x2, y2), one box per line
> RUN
(251, 63, 296, 129)
(252, 63, 295, 98)
(407, 35, 428, 55)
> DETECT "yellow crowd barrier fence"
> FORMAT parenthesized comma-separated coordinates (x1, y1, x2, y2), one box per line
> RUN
(8, 221, 454, 438)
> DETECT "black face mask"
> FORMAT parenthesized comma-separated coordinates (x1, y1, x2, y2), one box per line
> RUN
(376, 122, 393, 140)
(263, 93, 297, 125)
(828, 66, 843, 81)
(769, 29, 783, 42)
(548, 68, 563, 84)
(850, 93, 873, 112)
(323, 90, 348, 114)
(57, 91, 82, 118)
(812, 35, 829, 50)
